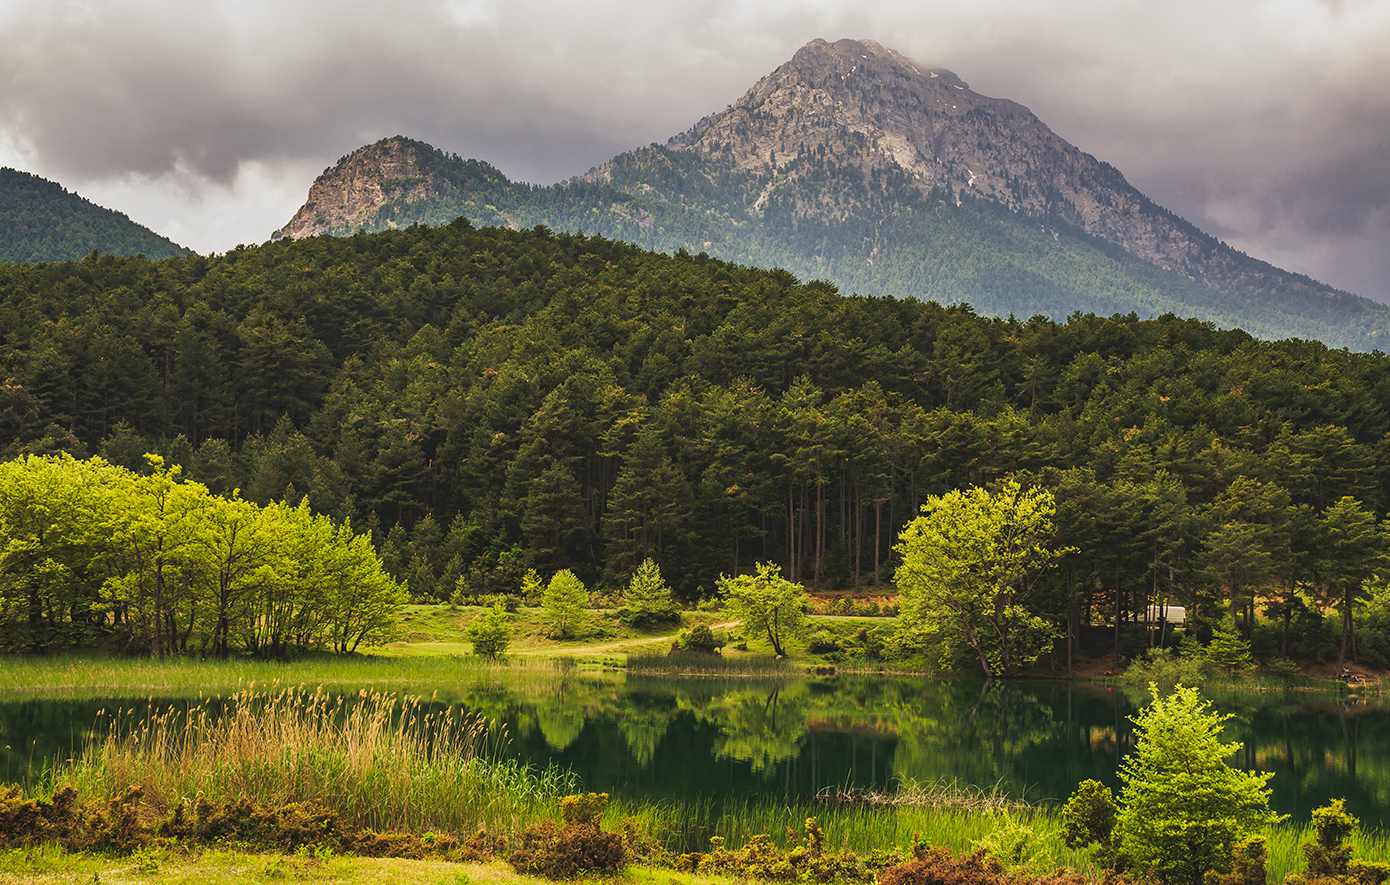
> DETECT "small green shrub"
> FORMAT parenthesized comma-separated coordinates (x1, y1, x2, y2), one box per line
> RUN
(466, 603, 513, 657)
(975, 811, 1046, 872)
(1285, 799, 1390, 885)
(807, 630, 843, 654)
(1061, 779, 1124, 870)
(679, 624, 724, 653)
(1205, 837, 1268, 885)
(694, 817, 873, 884)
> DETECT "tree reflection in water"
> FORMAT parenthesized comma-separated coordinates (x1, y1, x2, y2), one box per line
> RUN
(5, 675, 1390, 822)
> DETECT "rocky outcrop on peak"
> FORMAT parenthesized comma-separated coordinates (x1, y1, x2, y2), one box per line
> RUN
(593, 38, 1339, 316)
(273, 137, 457, 240)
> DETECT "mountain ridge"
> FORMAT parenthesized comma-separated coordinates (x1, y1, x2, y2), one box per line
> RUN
(1, 167, 190, 264)
(272, 38, 1390, 351)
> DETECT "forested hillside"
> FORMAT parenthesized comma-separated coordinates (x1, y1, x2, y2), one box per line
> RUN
(3, 220, 1389, 660)
(0, 168, 189, 264)
(280, 137, 1390, 352)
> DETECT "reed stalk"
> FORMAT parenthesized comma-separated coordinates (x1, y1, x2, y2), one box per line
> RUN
(50, 687, 576, 836)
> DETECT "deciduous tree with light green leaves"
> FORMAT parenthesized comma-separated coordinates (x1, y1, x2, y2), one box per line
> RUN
(717, 561, 808, 657)
(893, 479, 1068, 677)
(543, 569, 588, 639)
(1117, 684, 1281, 885)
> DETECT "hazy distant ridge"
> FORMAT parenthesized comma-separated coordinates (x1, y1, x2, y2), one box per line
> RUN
(1, 168, 189, 264)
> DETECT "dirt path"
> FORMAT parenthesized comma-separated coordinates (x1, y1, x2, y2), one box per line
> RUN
(516, 621, 738, 657)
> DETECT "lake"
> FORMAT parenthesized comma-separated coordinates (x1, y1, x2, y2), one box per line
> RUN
(1, 672, 1385, 824)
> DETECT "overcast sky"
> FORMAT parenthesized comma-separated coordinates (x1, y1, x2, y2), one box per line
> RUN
(2, 0, 1388, 301)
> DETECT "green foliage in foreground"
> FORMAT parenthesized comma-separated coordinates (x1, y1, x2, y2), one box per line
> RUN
(1066, 684, 1282, 885)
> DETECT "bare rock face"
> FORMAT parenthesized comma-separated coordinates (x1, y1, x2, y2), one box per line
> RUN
(593, 38, 1337, 309)
(273, 137, 449, 240)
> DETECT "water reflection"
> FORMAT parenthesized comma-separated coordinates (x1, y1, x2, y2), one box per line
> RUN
(2, 676, 1388, 823)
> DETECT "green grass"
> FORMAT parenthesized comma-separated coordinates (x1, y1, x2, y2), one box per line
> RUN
(604, 783, 1390, 882)
(606, 779, 1094, 870)
(0, 846, 750, 885)
(625, 648, 794, 677)
(0, 653, 608, 701)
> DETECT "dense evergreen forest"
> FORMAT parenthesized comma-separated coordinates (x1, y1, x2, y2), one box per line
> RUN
(3, 219, 1390, 662)
(0, 168, 189, 264)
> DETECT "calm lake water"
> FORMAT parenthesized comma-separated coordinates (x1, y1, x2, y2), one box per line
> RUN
(2, 674, 1386, 824)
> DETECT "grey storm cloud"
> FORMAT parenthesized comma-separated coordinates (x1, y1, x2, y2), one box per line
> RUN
(2, 0, 1388, 301)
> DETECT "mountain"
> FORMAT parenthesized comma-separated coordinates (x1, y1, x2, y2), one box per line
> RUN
(273, 39, 1390, 351)
(1, 168, 190, 264)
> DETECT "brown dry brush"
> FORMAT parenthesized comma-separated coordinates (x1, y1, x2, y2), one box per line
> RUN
(0, 783, 505, 860)
(879, 844, 1111, 885)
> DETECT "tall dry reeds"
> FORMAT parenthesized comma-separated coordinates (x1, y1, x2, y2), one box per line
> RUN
(53, 687, 576, 836)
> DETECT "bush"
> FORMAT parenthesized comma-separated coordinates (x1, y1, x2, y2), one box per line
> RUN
(1121, 646, 1210, 692)
(508, 793, 625, 880)
(466, 603, 512, 657)
(807, 629, 843, 654)
(1061, 779, 1124, 870)
(0, 784, 491, 859)
(879, 845, 1005, 885)
(678, 624, 725, 653)
(974, 812, 1046, 872)
(1284, 799, 1390, 885)
(693, 818, 873, 883)
(1205, 837, 1268, 885)
(1117, 685, 1281, 885)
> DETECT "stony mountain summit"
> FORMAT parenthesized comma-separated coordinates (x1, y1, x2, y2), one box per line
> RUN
(595, 38, 1331, 315)
(273, 38, 1390, 350)
(274, 137, 492, 240)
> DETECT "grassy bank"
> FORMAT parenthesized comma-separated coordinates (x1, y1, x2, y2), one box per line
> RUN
(46, 687, 575, 837)
(0, 654, 610, 701)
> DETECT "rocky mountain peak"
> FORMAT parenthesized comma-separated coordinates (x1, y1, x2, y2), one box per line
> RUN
(663, 38, 1115, 217)
(642, 38, 1308, 294)
(273, 39, 1373, 348)
(273, 136, 453, 240)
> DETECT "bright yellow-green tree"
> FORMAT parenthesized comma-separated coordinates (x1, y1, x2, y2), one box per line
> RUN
(1117, 684, 1281, 885)
(718, 561, 808, 657)
(894, 479, 1068, 677)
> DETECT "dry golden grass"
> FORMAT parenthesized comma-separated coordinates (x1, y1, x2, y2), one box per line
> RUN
(53, 687, 575, 837)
